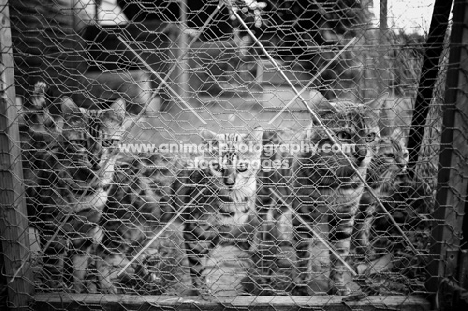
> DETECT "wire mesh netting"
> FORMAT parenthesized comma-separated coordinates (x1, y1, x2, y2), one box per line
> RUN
(0, 0, 466, 310)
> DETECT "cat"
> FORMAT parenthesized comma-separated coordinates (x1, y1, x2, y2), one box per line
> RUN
(289, 94, 385, 295)
(27, 95, 127, 293)
(171, 127, 263, 295)
(353, 127, 409, 261)
(96, 154, 191, 294)
(352, 128, 433, 294)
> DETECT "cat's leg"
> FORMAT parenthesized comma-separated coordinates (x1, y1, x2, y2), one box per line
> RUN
(354, 188, 379, 262)
(328, 211, 356, 296)
(255, 167, 282, 280)
(41, 231, 68, 291)
(95, 253, 118, 294)
(354, 202, 377, 261)
(216, 212, 260, 295)
(290, 200, 321, 296)
(185, 240, 210, 295)
(71, 224, 103, 293)
(184, 219, 218, 295)
(71, 249, 90, 293)
(291, 217, 312, 296)
(36, 209, 70, 291)
(255, 193, 278, 279)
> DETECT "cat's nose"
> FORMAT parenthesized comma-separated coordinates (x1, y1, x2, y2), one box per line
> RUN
(224, 177, 235, 187)
(354, 146, 368, 164)
(92, 163, 102, 171)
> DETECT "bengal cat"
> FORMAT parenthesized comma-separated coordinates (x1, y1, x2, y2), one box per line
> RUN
(353, 127, 409, 261)
(290, 95, 384, 296)
(27, 95, 127, 293)
(96, 154, 190, 294)
(171, 127, 263, 295)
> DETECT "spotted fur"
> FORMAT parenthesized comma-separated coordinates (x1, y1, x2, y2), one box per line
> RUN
(27, 95, 127, 293)
(353, 128, 409, 261)
(171, 127, 263, 294)
(289, 95, 384, 295)
(96, 154, 189, 294)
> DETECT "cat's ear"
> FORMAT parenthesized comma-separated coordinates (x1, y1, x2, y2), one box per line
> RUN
(308, 90, 336, 113)
(245, 126, 264, 143)
(61, 97, 81, 115)
(200, 128, 218, 141)
(298, 124, 314, 141)
(366, 92, 389, 111)
(391, 127, 408, 146)
(108, 98, 126, 123)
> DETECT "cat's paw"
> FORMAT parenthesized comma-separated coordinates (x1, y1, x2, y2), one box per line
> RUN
(328, 284, 352, 296)
(136, 254, 162, 284)
(72, 281, 86, 294)
(87, 281, 98, 294)
(100, 283, 118, 294)
(287, 283, 310, 296)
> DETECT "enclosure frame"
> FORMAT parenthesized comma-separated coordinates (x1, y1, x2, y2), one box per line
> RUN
(0, 0, 467, 310)
(0, 1, 33, 310)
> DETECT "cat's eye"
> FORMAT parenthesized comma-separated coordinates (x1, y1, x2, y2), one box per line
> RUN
(68, 139, 87, 147)
(67, 117, 85, 128)
(102, 139, 119, 148)
(237, 162, 249, 172)
(211, 162, 223, 172)
(366, 133, 376, 142)
(336, 131, 351, 141)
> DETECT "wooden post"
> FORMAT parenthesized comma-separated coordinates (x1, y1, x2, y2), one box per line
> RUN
(380, 0, 388, 30)
(0, 0, 33, 310)
(426, 0, 468, 308)
(406, 0, 453, 173)
(179, 0, 190, 101)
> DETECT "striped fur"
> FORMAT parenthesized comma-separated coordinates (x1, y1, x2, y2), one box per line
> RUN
(96, 154, 189, 294)
(290, 96, 384, 295)
(171, 127, 263, 294)
(353, 128, 408, 261)
(362, 129, 433, 268)
(27, 96, 127, 293)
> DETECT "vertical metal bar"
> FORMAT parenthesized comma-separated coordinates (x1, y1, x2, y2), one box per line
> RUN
(425, 0, 467, 303)
(0, 1, 33, 309)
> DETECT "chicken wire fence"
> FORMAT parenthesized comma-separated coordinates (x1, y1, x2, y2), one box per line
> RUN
(0, 0, 466, 310)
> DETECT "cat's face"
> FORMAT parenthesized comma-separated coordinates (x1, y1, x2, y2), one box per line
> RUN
(200, 127, 263, 203)
(377, 128, 408, 172)
(375, 127, 409, 194)
(300, 97, 383, 186)
(59, 98, 126, 196)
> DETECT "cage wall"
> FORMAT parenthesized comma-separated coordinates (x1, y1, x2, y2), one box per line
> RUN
(0, 0, 465, 310)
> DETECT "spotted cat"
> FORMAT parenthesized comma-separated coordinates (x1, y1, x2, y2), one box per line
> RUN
(289, 95, 384, 295)
(27, 96, 127, 292)
(171, 127, 263, 295)
(353, 127, 409, 260)
(96, 154, 190, 294)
